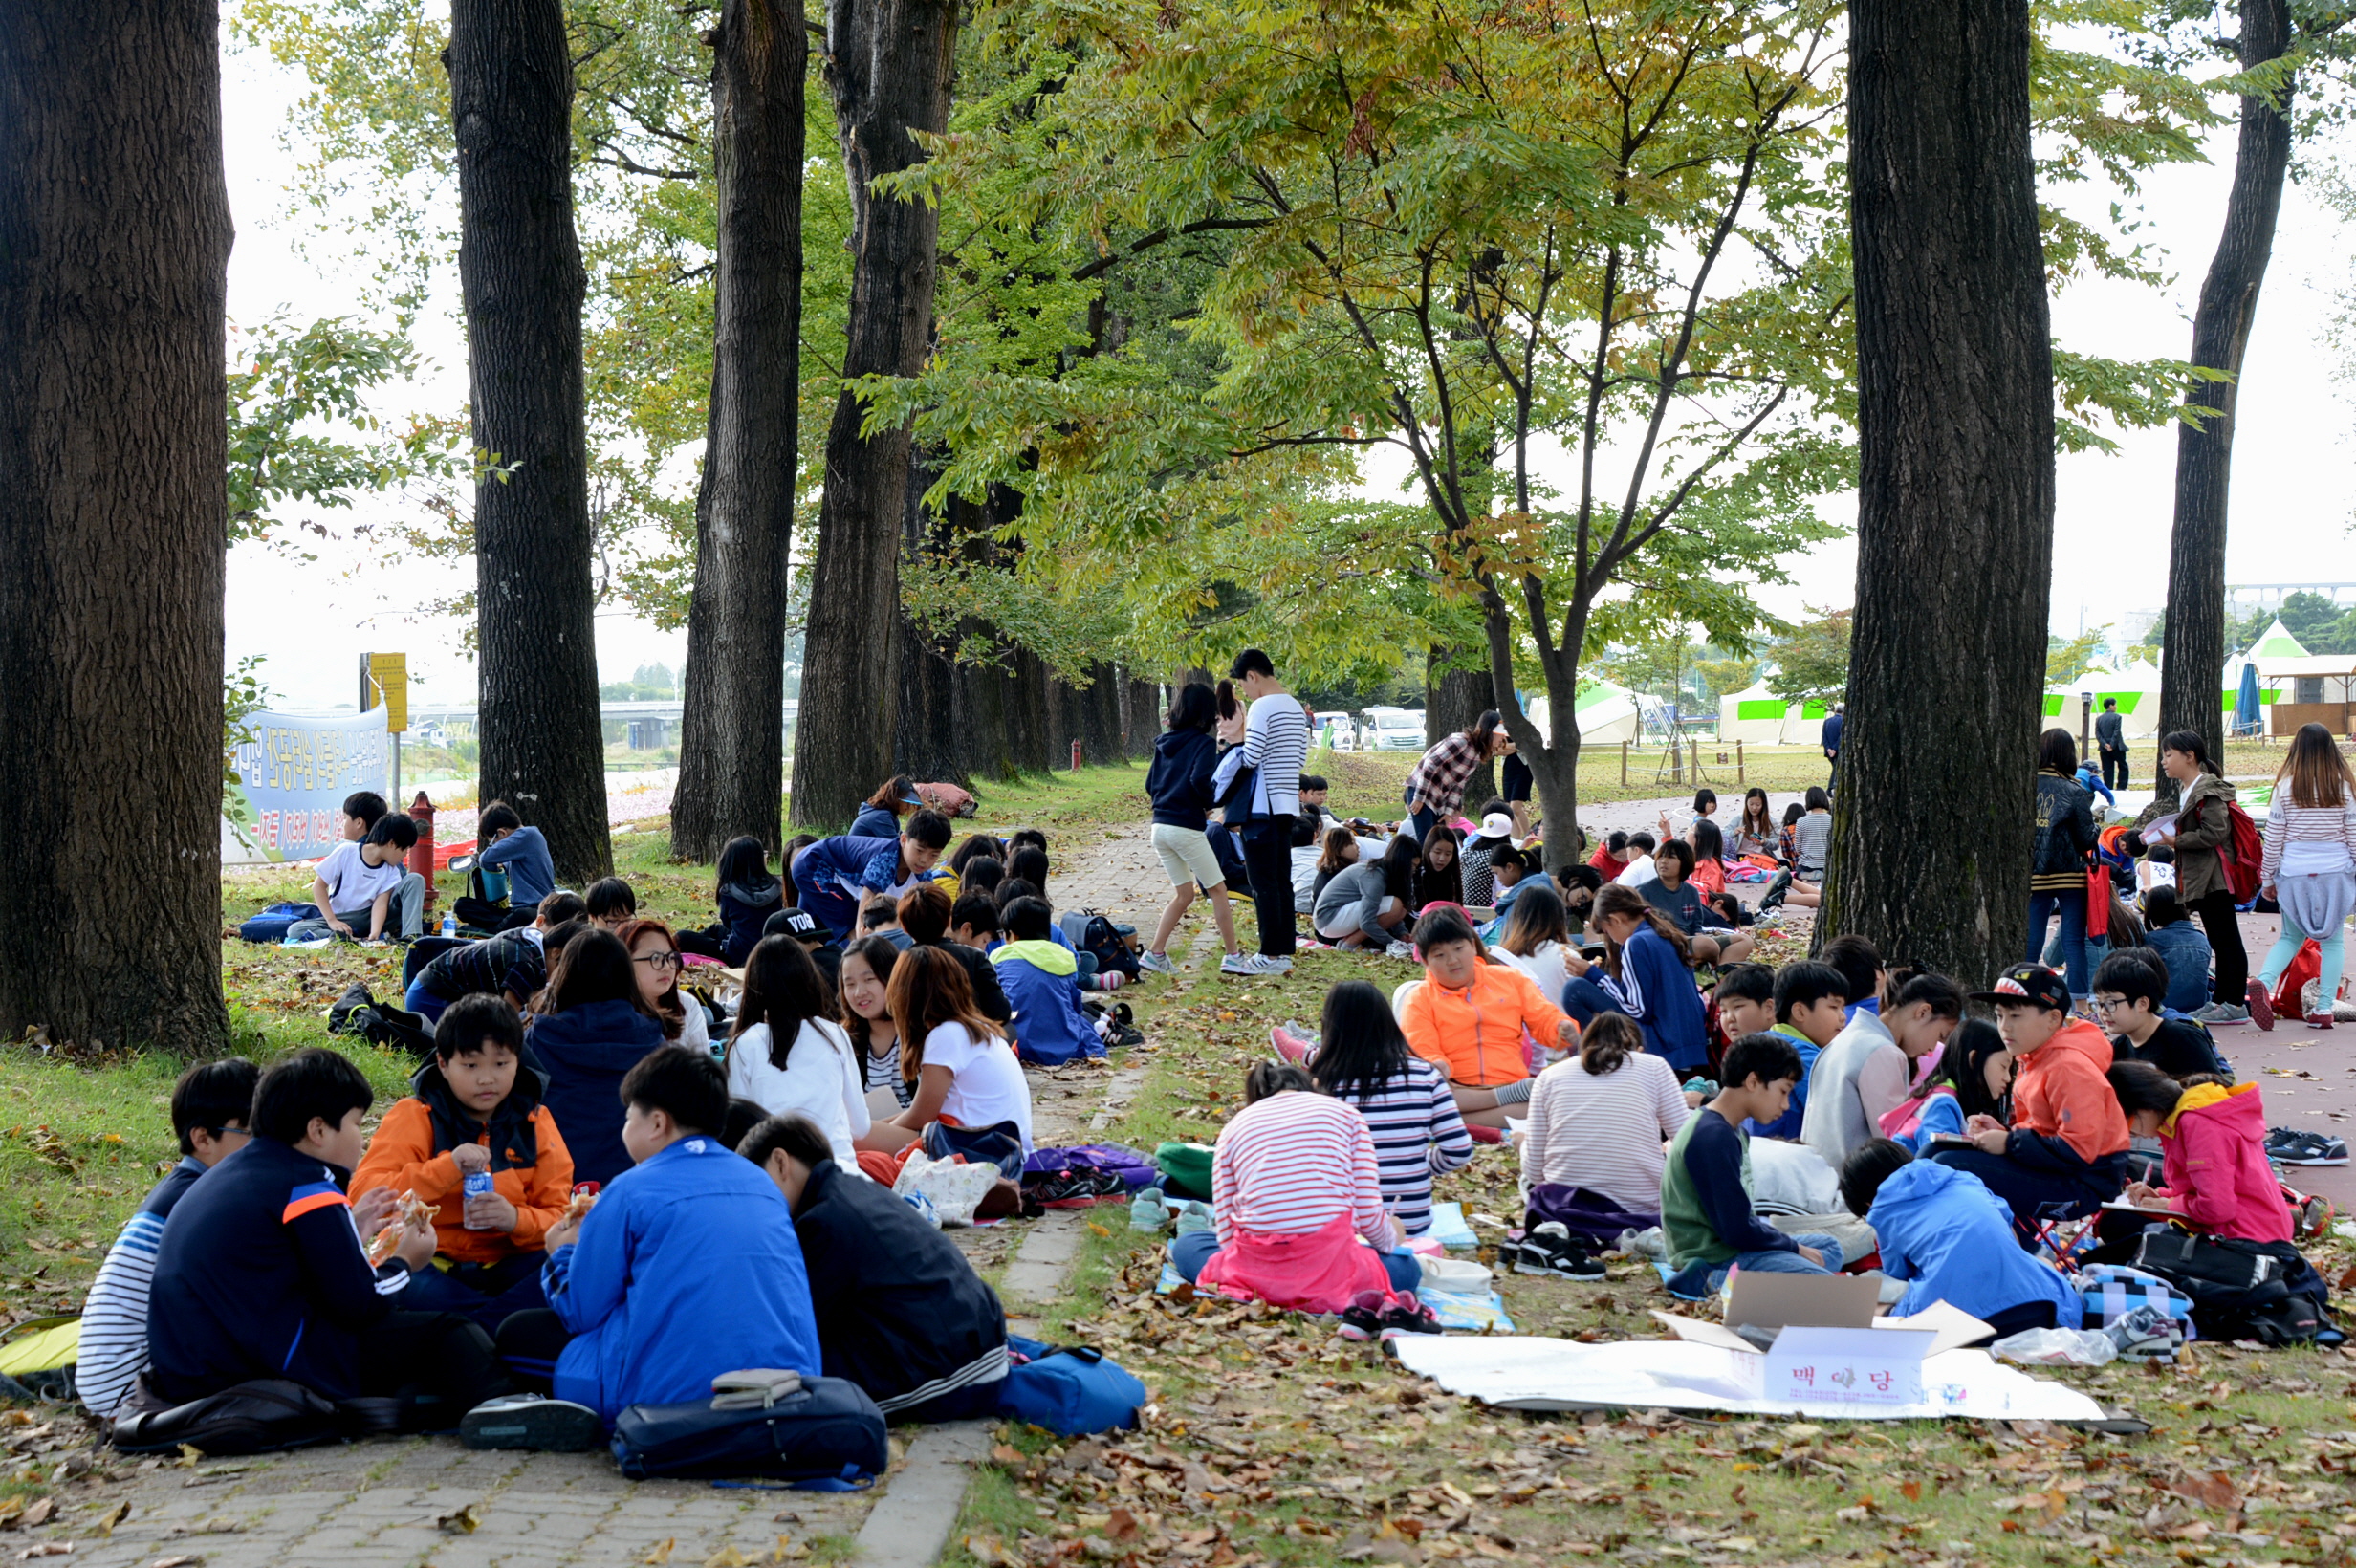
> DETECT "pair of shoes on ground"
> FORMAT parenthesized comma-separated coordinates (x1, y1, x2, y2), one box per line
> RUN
(460, 1393, 603, 1452)
(1337, 1290, 1445, 1342)
(1026, 1168, 1128, 1208)
(2266, 1127, 2350, 1166)
(1270, 1024, 1316, 1064)
(1504, 1222, 1605, 1280)
(1220, 952, 1294, 976)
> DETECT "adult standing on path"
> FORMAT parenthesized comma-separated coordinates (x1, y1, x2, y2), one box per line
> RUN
(1404, 708, 1508, 843)
(1212, 649, 1309, 975)
(2028, 729, 2101, 1004)
(1822, 704, 1845, 793)
(2137, 730, 2255, 1027)
(2095, 699, 2128, 792)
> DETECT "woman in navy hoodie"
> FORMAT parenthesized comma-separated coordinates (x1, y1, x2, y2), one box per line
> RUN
(527, 927, 669, 1187)
(1141, 683, 1244, 975)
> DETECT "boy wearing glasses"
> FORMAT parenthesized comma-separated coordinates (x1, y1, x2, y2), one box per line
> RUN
(77, 1058, 261, 1420)
(2092, 951, 2231, 1078)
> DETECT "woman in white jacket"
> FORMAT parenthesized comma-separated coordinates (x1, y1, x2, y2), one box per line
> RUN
(726, 934, 870, 1167)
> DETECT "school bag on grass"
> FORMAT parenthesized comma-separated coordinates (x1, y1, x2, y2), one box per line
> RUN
(610, 1370, 887, 1486)
(995, 1337, 1145, 1436)
(2131, 1231, 2331, 1345)
(0, 1316, 77, 1403)
(236, 903, 318, 944)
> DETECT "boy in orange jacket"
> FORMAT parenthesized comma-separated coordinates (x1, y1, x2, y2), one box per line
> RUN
(1929, 964, 2127, 1245)
(1398, 906, 1578, 1128)
(354, 993, 575, 1327)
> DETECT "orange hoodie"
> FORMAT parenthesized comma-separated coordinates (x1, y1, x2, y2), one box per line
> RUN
(1401, 962, 1574, 1087)
(2009, 1017, 2128, 1165)
(352, 1098, 575, 1267)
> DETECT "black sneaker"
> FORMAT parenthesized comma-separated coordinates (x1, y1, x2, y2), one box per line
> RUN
(460, 1394, 603, 1452)
(1376, 1297, 1445, 1339)
(2272, 1130, 2349, 1166)
(1512, 1222, 1606, 1280)
(1759, 872, 1792, 912)
(1336, 1290, 1389, 1342)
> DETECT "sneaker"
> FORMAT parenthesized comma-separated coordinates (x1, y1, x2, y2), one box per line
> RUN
(1376, 1297, 1445, 1340)
(1384, 940, 1415, 960)
(2246, 979, 2277, 1032)
(2191, 1002, 2249, 1025)
(1219, 952, 1256, 975)
(1029, 1169, 1127, 1208)
(1336, 1290, 1389, 1343)
(1138, 951, 1176, 976)
(1128, 1188, 1170, 1232)
(460, 1394, 603, 1452)
(1230, 953, 1293, 975)
(1512, 1222, 1606, 1280)
(1270, 1025, 1314, 1064)
(2309, 1012, 2337, 1031)
(2273, 1130, 2349, 1166)
(1171, 1200, 1215, 1236)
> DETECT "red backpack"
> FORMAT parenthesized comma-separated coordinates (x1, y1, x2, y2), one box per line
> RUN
(2216, 797, 2265, 904)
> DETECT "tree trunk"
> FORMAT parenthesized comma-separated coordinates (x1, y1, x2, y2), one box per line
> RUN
(670, 0, 807, 863)
(894, 443, 964, 782)
(788, 0, 956, 829)
(2156, 0, 2293, 798)
(1426, 650, 1499, 815)
(448, 0, 611, 882)
(0, 0, 231, 1055)
(1832, 0, 2055, 981)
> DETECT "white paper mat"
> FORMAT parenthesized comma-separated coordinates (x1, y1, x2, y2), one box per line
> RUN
(1391, 1336, 2105, 1422)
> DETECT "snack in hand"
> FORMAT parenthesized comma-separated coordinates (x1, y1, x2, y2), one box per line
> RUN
(365, 1190, 435, 1265)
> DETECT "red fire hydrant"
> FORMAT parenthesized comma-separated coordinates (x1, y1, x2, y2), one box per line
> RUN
(1071, 739, 1082, 773)
(410, 790, 436, 914)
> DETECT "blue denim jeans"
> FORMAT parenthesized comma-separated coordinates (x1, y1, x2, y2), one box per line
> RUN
(1668, 1232, 1843, 1297)
(2027, 887, 2088, 996)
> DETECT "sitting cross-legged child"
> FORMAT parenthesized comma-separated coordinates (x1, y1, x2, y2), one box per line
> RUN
(147, 1049, 511, 1422)
(991, 896, 1105, 1066)
(1839, 1138, 2082, 1340)
(1398, 904, 1579, 1128)
(468, 1048, 821, 1450)
(1661, 1033, 1844, 1296)
(78, 1058, 260, 1421)
(741, 1113, 1010, 1423)
(353, 994, 576, 1330)
(1800, 969, 1965, 1172)
(2106, 1061, 2289, 1242)
(1881, 1017, 2013, 1153)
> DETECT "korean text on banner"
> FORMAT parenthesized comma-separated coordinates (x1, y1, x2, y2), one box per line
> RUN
(222, 708, 393, 864)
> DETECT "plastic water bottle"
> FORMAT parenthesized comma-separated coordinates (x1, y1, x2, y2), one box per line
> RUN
(442, 909, 457, 937)
(462, 1169, 495, 1229)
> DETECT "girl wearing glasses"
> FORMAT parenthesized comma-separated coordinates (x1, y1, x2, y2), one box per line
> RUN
(616, 918, 711, 1056)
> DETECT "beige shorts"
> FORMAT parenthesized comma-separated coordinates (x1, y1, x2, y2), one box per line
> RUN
(1152, 824, 1227, 891)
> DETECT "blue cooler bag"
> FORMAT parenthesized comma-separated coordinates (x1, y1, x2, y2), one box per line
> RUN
(610, 1376, 887, 1486)
(995, 1337, 1145, 1436)
(237, 903, 319, 944)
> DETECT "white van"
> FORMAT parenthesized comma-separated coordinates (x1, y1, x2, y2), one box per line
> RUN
(1363, 708, 1428, 751)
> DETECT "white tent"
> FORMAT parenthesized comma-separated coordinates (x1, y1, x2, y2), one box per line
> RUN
(1715, 680, 1829, 745)
(1573, 680, 1642, 745)
(2045, 661, 2165, 741)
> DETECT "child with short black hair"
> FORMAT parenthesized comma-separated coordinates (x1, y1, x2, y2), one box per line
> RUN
(1713, 963, 1778, 1046)
(1615, 830, 1658, 885)
(342, 790, 389, 840)
(1400, 905, 1578, 1126)
(1839, 1138, 2080, 1338)
(790, 811, 955, 943)
(583, 877, 637, 931)
(405, 891, 589, 1021)
(1662, 1033, 1843, 1295)
(467, 800, 558, 931)
(77, 1057, 262, 1419)
(2094, 949, 2229, 1078)
(993, 896, 1104, 1066)
(1741, 960, 1846, 1138)
(293, 812, 424, 942)
(949, 891, 1000, 949)
(899, 882, 1011, 1022)
(1007, 828, 1048, 857)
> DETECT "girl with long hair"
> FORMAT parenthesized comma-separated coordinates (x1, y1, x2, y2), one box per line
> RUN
(615, 917, 711, 1054)
(2256, 722, 2356, 1028)
(1731, 788, 1777, 858)
(1688, 817, 1729, 899)
(1518, 1012, 1690, 1218)
(864, 946, 1033, 1153)
(1312, 825, 1361, 908)
(1486, 880, 1575, 1001)
(1561, 883, 1709, 1072)
(1311, 833, 1420, 950)
(1882, 1017, 2010, 1151)
(1305, 980, 1472, 1239)
(525, 926, 670, 1187)
(2140, 729, 2254, 1023)
(778, 833, 818, 908)
(725, 935, 867, 1166)
(1415, 823, 1464, 909)
(836, 935, 907, 1109)
(678, 835, 782, 965)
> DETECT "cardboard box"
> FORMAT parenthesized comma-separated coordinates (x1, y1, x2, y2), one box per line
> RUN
(1649, 1273, 1990, 1408)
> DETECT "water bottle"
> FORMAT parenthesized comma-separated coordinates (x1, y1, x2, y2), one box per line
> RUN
(462, 1169, 495, 1229)
(441, 909, 457, 938)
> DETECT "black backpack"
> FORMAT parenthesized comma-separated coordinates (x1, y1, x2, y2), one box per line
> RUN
(2132, 1231, 2331, 1345)
(111, 1378, 341, 1456)
(1076, 911, 1140, 980)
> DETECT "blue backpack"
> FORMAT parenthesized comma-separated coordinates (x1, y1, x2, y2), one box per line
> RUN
(610, 1376, 887, 1485)
(237, 903, 318, 944)
(995, 1337, 1145, 1436)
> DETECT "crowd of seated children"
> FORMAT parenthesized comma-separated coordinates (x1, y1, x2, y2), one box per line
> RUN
(1612, 831, 1658, 887)
(1145, 683, 1245, 974)
(863, 946, 1035, 1155)
(790, 813, 954, 945)
(993, 896, 1103, 1065)
(1930, 964, 2128, 1240)
(1172, 1062, 1421, 1313)
(584, 877, 637, 932)
(1635, 841, 1753, 967)
(1486, 882, 1576, 1001)
(1519, 1013, 1689, 1221)
(851, 774, 926, 840)
(78, 1058, 260, 1420)
(290, 811, 423, 943)
(617, 917, 712, 1053)
(460, 801, 559, 933)
(1661, 1033, 1843, 1295)
(473, 1049, 821, 1450)
(677, 836, 784, 965)
(1399, 906, 1579, 1127)
(2139, 884, 2214, 1014)
(725, 935, 868, 1168)
(1839, 1139, 2082, 1339)
(1883, 1017, 2013, 1152)
(1305, 980, 1472, 1242)
(1801, 965, 1964, 1170)
(354, 995, 574, 1329)
(1313, 836, 1419, 953)
(1563, 884, 1709, 1074)
(2095, 950, 2229, 1078)
(741, 1114, 1010, 1422)
(148, 1049, 508, 1424)
(405, 894, 588, 1022)
(839, 935, 909, 1111)
(526, 927, 671, 1187)
(1414, 825, 1463, 909)
(899, 882, 1012, 1022)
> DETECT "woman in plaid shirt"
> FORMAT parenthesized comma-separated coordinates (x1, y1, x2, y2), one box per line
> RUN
(1405, 709, 1510, 841)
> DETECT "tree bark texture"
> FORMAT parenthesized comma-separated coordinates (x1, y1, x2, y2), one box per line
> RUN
(2156, 0, 2293, 795)
(670, 0, 808, 861)
(788, 0, 956, 828)
(0, 0, 232, 1055)
(1829, 0, 2056, 983)
(1426, 651, 1499, 815)
(448, 0, 611, 882)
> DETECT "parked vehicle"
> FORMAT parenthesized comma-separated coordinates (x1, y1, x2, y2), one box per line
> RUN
(1363, 708, 1428, 751)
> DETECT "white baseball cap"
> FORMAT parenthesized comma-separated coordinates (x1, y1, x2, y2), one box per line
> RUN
(1472, 812, 1516, 843)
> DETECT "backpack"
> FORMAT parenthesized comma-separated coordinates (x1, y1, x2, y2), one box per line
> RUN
(236, 902, 319, 944)
(610, 1375, 887, 1485)
(109, 1377, 342, 1455)
(995, 1338, 1146, 1437)
(2131, 1232, 2330, 1345)
(1070, 910, 1141, 981)
(2217, 798, 2265, 903)
(0, 1316, 77, 1403)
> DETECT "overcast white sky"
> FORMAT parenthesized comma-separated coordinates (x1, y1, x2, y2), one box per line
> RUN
(218, 37, 2356, 710)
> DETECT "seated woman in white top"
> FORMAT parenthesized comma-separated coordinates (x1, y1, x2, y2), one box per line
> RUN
(725, 935, 870, 1168)
(1518, 1012, 1690, 1219)
(1485, 882, 1578, 1013)
(860, 946, 1035, 1154)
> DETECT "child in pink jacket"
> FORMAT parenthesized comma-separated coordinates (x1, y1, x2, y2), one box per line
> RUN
(2106, 1062, 2290, 1244)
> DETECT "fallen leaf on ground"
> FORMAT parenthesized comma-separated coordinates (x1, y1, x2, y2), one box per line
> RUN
(641, 1540, 675, 1565)
(436, 1503, 479, 1535)
(701, 1548, 752, 1568)
(149, 1557, 203, 1568)
(95, 1502, 128, 1536)
(15, 1503, 52, 1531)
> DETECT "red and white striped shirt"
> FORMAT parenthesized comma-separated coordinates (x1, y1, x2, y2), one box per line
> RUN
(1210, 1092, 1388, 1249)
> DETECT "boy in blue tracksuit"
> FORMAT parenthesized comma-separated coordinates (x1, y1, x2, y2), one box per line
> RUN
(489, 1049, 820, 1439)
(790, 811, 954, 942)
(1841, 1140, 2082, 1339)
(992, 897, 1105, 1066)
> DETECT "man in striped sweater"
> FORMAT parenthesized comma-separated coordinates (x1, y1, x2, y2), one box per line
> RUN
(76, 1058, 259, 1420)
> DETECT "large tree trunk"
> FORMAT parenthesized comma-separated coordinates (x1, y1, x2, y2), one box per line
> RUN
(448, 0, 611, 882)
(788, 0, 956, 829)
(0, 0, 232, 1055)
(670, 0, 807, 862)
(1426, 650, 1499, 814)
(1831, 0, 2055, 980)
(2156, 0, 2293, 798)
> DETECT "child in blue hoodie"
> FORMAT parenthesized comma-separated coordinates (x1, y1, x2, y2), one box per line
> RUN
(992, 897, 1105, 1066)
(1840, 1139, 2081, 1340)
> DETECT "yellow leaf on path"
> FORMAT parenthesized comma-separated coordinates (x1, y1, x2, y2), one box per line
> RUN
(96, 1500, 130, 1535)
(642, 1539, 676, 1565)
(436, 1502, 481, 1535)
(703, 1548, 753, 1568)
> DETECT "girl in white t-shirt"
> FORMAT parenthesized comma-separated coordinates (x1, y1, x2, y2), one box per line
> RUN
(725, 935, 870, 1167)
(862, 946, 1034, 1153)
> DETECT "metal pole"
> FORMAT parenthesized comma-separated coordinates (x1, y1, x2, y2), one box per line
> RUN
(1620, 740, 1628, 787)
(1737, 739, 1745, 784)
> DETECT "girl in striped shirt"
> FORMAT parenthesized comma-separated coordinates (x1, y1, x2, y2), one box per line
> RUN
(2257, 723, 2356, 1028)
(1307, 981, 1473, 1239)
(837, 937, 912, 1109)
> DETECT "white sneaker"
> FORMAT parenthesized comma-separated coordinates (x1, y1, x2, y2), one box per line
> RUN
(1230, 953, 1293, 975)
(1385, 940, 1415, 960)
(1138, 951, 1176, 975)
(1220, 952, 1256, 975)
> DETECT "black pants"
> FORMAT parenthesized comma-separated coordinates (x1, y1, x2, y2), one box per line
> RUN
(2100, 745, 2128, 790)
(495, 1308, 573, 1392)
(1238, 818, 1297, 957)
(2187, 885, 2249, 1005)
(453, 896, 536, 933)
(364, 1310, 512, 1421)
(1969, 1298, 2061, 1345)
(1926, 1147, 2122, 1247)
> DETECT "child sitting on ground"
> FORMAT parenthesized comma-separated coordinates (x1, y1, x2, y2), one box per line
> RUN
(992, 897, 1104, 1067)
(2094, 950, 2230, 1078)
(1740, 960, 1845, 1139)
(1613, 830, 1658, 886)
(1588, 830, 1633, 880)
(77, 1058, 260, 1420)
(706, 836, 786, 964)
(1636, 840, 1754, 967)
(1520, 1013, 1689, 1225)
(900, 882, 1011, 1024)
(1801, 969, 1965, 1170)
(725, 935, 869, 1168)
(584, 877, 637, 931)
(1563, 884, 1710, 1074)
(948, 891, 1000, 951)
(1398, 905, 1579, 1127)
(1306, 980, 1472, 1243)
(405, 894, 588, 1021)
(354, 994, 575, 1328)
(617, 917, 713, 1054)
(1839, 1139, 2081, 1339)
(527, 927, 671, 1187)
(1882, 1017, 2011, 1152)
(1712, 963, 1778, 1050)
(860, 892, 914, 950)
(2106, 1061, 2289, 1242)
(838, 935, 908, 1111)
(469, 1049, 820, 1449)
(1662, 1033, 1843, 1295)
(463, 801, 558, 932)
(862, 947, 1035, 1155)
(290, 812, 423, 942)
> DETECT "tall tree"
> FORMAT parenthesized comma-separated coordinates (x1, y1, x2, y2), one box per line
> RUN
(1827, 0, 2056, 981)
(670, 0, 809, 861)
(788, 0, 957, 828)
(447, 0, 612, 881)
(0, 0, 233, 1054)
(2156, 0, 2295, 788)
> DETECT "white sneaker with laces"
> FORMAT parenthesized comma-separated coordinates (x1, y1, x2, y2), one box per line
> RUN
(1138, 951, 1176, 975)
(1240, 953, 1293, 975)
(1220, 952, 1256, 975)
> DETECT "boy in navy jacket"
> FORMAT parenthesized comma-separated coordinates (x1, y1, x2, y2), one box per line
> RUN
(790, 811, 953, 941)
